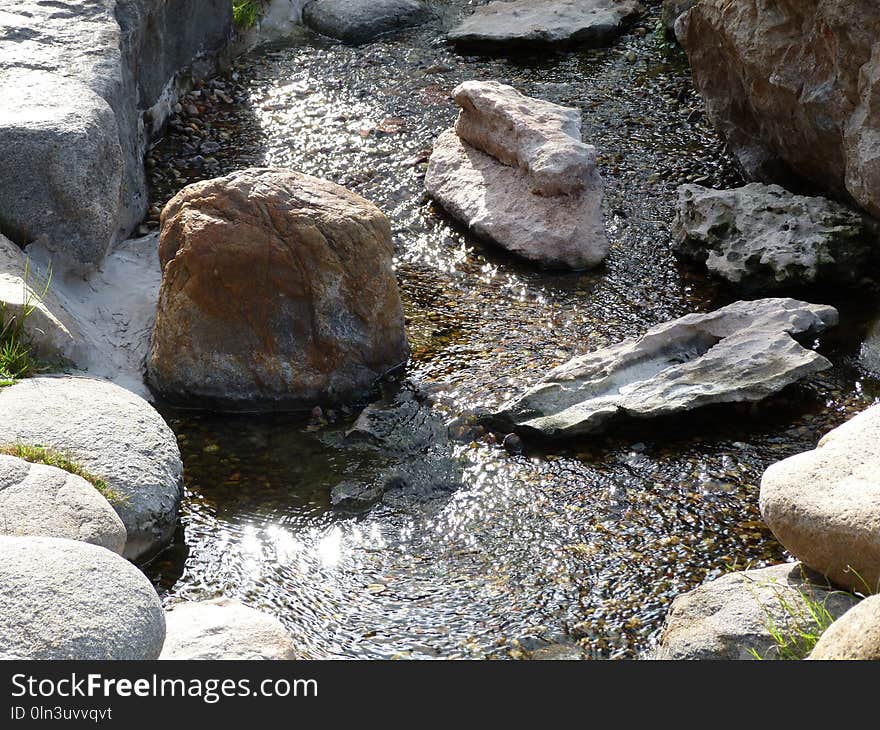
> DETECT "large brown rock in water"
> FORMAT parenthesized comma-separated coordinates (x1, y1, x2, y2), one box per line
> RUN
(679, 1, 880, 218)
(148, 168, 408, 410)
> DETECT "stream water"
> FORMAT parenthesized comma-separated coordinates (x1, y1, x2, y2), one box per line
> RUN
(142, 1, 880, 659)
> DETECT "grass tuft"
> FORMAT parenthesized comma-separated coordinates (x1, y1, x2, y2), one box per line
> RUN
(0, 443, 127, 506)
(0, 259, 50, 387)
(233, 0, 263, 29)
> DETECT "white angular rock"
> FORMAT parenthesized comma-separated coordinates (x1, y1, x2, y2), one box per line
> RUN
(0, 535, 165, 660)
(303, 0, 430, 44)
(0, 376, 183, 562)
(427, 129, 607, 269)
(0, 455, 126, 554)
(656, 562, 859, 660)
(492, 298, 838, 438)
(760, 403, 880, 594)
(453, 80, 594, 196)
(448, 0, 643, 48)
(672, 183, 872, 291)
(160, 599, 297, 660)
(809, 595, 880, 660)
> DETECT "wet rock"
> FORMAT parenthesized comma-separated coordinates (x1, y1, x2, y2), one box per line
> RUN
(448, 0, 643, 49)
(502, 433, 524, 454)
(0, 535, 165, 660)
(679, 1, 880, 218)
(0, 1, 232, 270)
(330, 480, 385, 510)
(148, 168, 409, 410)
(656, 562, 858, 660)
(303, 0, 431, 45)
(426, 83, 608, 270)
(809, 595, 880, 660)
(672, 183, 873, 291)
(160, 598, 297, 660)
(0, 376, 183, 562)
(453, 80, 595, 196)
(0, 455, 126, 555)
(760, 403, 880, 594)
(491, 298, 838, 439)
(859, 315, 880, 375)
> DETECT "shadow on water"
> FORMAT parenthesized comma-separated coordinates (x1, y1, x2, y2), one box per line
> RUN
(141, 1, 880, 658)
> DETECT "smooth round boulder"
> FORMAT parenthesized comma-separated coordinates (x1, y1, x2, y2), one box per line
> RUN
(809, 595, 880, 660)
(148, 168, 408, 410)
(160, 598, 297, 660)
(0, 535, 165, 659)
(760, 404, 880, 593)
(0, 454, 126, 554)
(0, 376, 183, 562)
(303, 0, 431, 44)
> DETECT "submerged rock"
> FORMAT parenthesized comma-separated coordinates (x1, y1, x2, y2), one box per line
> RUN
(160, 598, 297, 660)
(491, 298, 838, 439)
(0, 455, 126, 555)
(760, 403, 880, 594)
(426, 82, 607, 270)
(448, 0, 643, 49)
(148, 168, 409, 410)
(672, 183, 873, 291)
(679, 0, 880, 218)
(0, 535, 165, 660)
(303, 0, 431, 44)
(0, 376, 183, 562)
(809, 595, 880, 660)
(656, 562, 858, 660)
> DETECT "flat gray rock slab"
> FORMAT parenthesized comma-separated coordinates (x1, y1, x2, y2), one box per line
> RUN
(448, 0, 643, 48)
(160, 599, 297, 660)
(492, 298, 838, 438)
(760, 403, 880, 594)
(673, 183, 872, 291)
(0, 535, 165, 660)
(656, 562, 858, 660)
(0, 455, 126, 554)
(0, 376, 183, 562)
(303, 0, 431, 44)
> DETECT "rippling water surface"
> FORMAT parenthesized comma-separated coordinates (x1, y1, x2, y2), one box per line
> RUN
(144, 2, 880, 658)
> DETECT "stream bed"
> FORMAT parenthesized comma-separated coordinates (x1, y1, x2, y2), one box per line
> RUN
(142, 2, 880, 659)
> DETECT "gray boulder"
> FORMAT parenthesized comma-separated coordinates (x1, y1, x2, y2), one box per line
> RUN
(491, 298, 838, 439)
(0, 455, 126, 554)
(661, 0, 697, 35)
(760, 403, 880, 594)
(656, 562, 859, 660)
(160, 598, 297, 660)
(809, 595, 880, 660)
(303, 0, 431, 44)
(0, 535, 165, 660)
(0, 376, 183, 562)
(448, 0, 643, 49)
(672, 183, 873, 291)
(0, 1, 232, 270)
(860, 314, 880, 376)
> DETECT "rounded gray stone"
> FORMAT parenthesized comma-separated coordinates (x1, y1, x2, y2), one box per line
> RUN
(0, 535, 165, 659)
(0, 454, 126, 554)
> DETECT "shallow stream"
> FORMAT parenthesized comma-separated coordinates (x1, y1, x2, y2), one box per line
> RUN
(143, 2, 880, 659)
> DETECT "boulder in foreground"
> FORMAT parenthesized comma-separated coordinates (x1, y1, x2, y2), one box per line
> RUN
(148, 168, 409, 411)
(0, 536, 165, 660)
(656, 562, 858, 660)
(160, 598, 297, 660)
(761, 403, 880, 594)
(492, 298, 838, 439)
(809, 594, 880, 660)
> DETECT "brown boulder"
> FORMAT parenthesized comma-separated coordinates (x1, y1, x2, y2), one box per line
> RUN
(680, 1, 880, 217)
(148, 168, 408, 410)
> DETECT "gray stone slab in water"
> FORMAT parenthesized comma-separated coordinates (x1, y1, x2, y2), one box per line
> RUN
(447, 0, 643, 48)
(491, 298, 838, 439)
